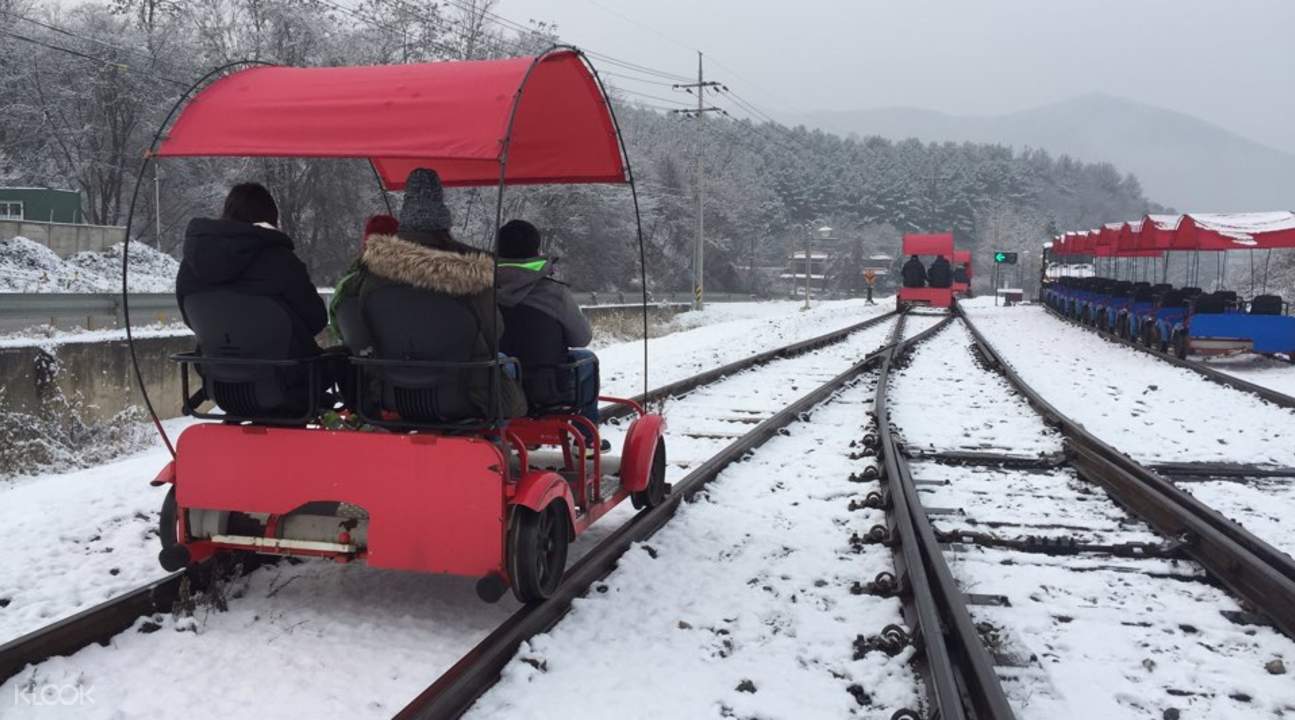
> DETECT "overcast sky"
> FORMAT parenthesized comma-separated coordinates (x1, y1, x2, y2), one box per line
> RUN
(497, 0, 1295, 153)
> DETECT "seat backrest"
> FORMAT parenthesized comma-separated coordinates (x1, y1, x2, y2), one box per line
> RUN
(183, 290, 302, 418)
(1251, 294, 1284, 316)
(1192, 293, 1227, 314)
(1158, 289, 1187, 308)
(1182, 286, 1202, 297)
(1133, 285, 1156, 302)
(362, 283, 484, 423)
(501, 303, 572, 411)
(1214, 290, 1238, 305)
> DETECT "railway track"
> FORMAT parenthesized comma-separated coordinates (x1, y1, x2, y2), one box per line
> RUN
(1040, 303, 1295, 410)
(958, 306, 1295, 636)
(396, 313, 953, 718)
(0, 310, 915, 709)
(885, 314, 1295, 717)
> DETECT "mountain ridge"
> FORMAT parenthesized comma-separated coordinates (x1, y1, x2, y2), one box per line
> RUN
(804, 94, 1295, 212)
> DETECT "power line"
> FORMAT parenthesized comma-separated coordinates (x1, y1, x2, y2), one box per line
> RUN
(0, 27, 190, 87)
(614, 87, 691, 108)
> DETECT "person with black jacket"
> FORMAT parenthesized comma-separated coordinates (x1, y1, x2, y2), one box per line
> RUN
(176, 183, 326, 358)
(901, 255, 927, 288)
(343, 168, 526, 420)
(495, 219, 603, 449)
(928, 254, 953, 288)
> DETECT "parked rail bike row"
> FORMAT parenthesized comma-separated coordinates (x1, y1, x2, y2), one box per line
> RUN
(119, 49, 670, 607)
(1043, 213, 1295, 361)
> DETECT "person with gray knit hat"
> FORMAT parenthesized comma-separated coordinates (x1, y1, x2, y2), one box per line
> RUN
(399, 167, 454, 237)
(335, 167, 526, 420)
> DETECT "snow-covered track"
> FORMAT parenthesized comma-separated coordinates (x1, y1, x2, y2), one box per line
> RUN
(1039, 302, 1295, 410)
(959, 307, 1295, 638)
(603, 309, 896, 421)
(394, 312, 948, 719)
(0, 310, 899, 693)
(871, 315, 1016, 720)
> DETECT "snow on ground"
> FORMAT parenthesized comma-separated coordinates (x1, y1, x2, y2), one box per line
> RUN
(0, 322, 190, 349)
(890, 321, 1295, 719)
(597, 298, 890, 397)
(1198, 353, 1295, 399)
(468, 380, 922, 720)
(0, 418, 195, 643)
(0, 237, 178, 293)
(0, 316, 906, 719)
(1175, 476, 1295, 561)
(954, 545, 1295, 720)
(890, 321, 1061, 456)
(960, 299, 1295, 466)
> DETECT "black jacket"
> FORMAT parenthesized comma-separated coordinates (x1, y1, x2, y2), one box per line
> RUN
(176, 218, 326, 357)
(350, 232, 527, 418)
(953, 266, 969, 284)
(901, 257, 927, 288)
(928, 257, 953, 288)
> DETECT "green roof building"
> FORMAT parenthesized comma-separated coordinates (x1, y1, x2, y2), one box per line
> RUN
(0, 187, 83, 224)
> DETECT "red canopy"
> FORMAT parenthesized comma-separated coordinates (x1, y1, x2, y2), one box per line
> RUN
(155, 50, 626, 189)
(902, 233, 954, 256)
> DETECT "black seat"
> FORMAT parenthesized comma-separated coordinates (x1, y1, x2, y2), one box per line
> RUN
(359, 284, 491, 424)
(1182, 286, 1202, 297)
(1251, 294, 1284, 316)
(500, 303, 589, 413)
(1132, 285, 1156, 302)
(1192, 293, 1228, 314)
(182, 291, 316, 420)
(1157, 289, 1188, 309)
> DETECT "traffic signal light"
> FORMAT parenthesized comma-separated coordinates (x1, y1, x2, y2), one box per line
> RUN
(993, 251, 1018, 264)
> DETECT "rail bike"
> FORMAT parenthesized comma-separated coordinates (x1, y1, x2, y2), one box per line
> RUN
(120, 48, 669, 604)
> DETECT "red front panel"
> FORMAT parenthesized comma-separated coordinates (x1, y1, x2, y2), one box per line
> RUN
(175, 425, 507, 576)
(898, 287, 953, 308)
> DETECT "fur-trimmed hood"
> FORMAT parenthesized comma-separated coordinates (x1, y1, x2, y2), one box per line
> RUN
(360, 233, 493, 296)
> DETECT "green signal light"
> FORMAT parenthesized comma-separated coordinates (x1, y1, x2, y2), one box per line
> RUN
(994, 252, 1007, 262)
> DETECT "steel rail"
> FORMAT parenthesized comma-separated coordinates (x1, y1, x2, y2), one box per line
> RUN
(1040, 303, 1295, 410)
(0, 310, 897, 687)
(874, 316, 1017, 720)
(395, 313, 947, 720)
(958, 302, 1295, 638)
(602, 310, 897, 421)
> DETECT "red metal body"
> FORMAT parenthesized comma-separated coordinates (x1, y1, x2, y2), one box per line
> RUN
(160, 400, 664, 582)
(897, 286, 954, 309)
(899, 232, 956, 308)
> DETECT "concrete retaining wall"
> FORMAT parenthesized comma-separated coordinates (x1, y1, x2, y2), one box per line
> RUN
(0, 335, 191, 425)
(1, 219, 125, 257)
(0, 304, 682, 425)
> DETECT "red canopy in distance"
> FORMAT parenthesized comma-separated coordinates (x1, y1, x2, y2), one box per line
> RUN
(154, 50, 626, 190)
(902, 233, 954, 257)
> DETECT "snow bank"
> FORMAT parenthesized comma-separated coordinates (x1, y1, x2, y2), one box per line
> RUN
(0, 237, 179, 293)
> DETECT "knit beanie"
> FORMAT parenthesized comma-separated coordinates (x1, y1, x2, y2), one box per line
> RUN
(497, 219, 542, 259)
(399, 168, 453, 234)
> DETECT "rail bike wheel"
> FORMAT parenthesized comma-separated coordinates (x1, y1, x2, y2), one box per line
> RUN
(631, 440, 669, 510)
(508, 501, 570, 603)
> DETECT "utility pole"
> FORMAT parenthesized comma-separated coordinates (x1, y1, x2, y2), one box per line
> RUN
(670, 52, 722, 311)
(154, 165, 162, 250)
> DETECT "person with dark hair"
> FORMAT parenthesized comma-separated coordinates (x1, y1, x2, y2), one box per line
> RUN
(495, 219, 603, 450)
(176, 182, 326, 360)
(344, 168, 526, 420)
(953, 263, 969, 285)
(928, 254, 953, 288)
(901, 255, 927, 289)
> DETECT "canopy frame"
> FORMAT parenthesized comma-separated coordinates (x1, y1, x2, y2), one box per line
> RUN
(120, 47, 650, 456)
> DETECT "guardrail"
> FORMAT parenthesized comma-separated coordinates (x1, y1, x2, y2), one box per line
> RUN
(0, 291, 761, 333)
